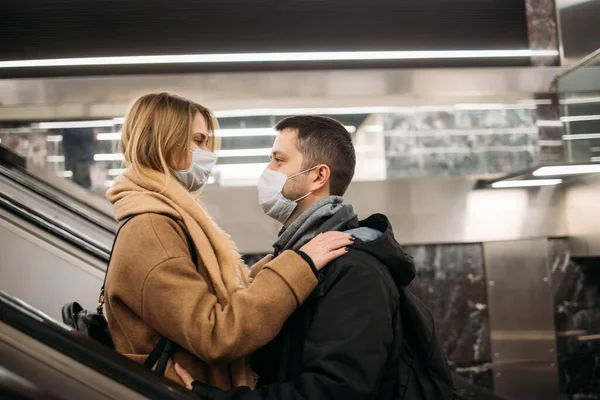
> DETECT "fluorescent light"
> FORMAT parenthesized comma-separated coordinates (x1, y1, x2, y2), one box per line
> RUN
(47, 126, 355, 141)
(453, 103, 536, 110)
(0, 49, 559, 69)
(217, 128, 276, 137)
(108, 168, 127, 176)
(538, 140, 564, 146)
(536, 120, 563, 127)
(560, 96, 600, 105)
(97, 132, 122, 141)
(561, 115, 600, 123)
(46, 131, 120, 141)
(518, 99, 553, 105)
(36, 120, 117, 129)
(362, 125, 384, 133)
(94, 153, 125, 161)
(533, 165, 600, 176)
(61, 170, 73, 178)
(46, 135, 63, 142)
(562, 133, 600, 140)
(591, 147, 600, 152)
(592, 157, 600, 163)
(492, 179, 562, 188)
(214, 103, 541, 118)
(213, 163, 269, 175)
(47, 155, 65, 163)
(216, 126, 354, 137)
(105, 180, 115, 188)
(214, 106, 398, 118)
(218, 148, 271, 157)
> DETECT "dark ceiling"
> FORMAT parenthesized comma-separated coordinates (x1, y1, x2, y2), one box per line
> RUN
(0, 0, 532, 77)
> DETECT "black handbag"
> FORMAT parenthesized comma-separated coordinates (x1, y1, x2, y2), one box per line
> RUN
(62, 215, 197, 376)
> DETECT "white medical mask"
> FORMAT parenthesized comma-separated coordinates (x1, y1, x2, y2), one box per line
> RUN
(174, 149, 218, 192)
(257, 166, 316, 224)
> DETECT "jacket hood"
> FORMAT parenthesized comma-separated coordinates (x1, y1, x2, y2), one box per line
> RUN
(347, 214, 416, 287)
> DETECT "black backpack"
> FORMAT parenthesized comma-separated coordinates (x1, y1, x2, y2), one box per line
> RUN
(397, 287, 458, 400)
(61, 215, 197, 376)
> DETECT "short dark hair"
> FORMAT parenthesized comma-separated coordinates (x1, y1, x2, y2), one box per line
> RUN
(275, 116, 356, 196)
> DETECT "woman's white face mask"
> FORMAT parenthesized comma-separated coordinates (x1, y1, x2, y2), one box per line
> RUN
(257, 166, 316, 224)
(174, 149, 218, 192)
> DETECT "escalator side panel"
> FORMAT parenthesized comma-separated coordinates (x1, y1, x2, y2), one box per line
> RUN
(0, 215, 105, 321)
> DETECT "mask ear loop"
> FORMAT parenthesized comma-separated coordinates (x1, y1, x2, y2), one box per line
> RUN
(293, 191, 313, 202)
(287, 165, 318, 180)
(287, 165, 320, 202)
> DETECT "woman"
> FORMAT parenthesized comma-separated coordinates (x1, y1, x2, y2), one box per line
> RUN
(104, 93, 352, 389)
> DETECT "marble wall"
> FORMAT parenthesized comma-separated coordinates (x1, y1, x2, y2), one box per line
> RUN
(525, 0, 560, 66)
(549, 238, 600, 398)
(383, 108, 539, 179)
(536, 94, 566, 164)
(244, 242, 494, 390)
(403, 243, 493, 390)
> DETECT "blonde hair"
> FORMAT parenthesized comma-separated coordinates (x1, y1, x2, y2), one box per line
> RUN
(121, 92, 218, 179)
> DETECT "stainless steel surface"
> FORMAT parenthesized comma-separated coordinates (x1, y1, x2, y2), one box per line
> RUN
(564, 174, 600, 256)
(203, 176, 568, 253)
(549, 47, 600, 89)
(0, 321, 146, 400)
(484, 239, 560, 400)
(1, 172, 114, 248)
(0, 209, 105, 320)
(26, 164, 115, 220)
(556, 0, 600, 64)
(0, 67, 562, 120)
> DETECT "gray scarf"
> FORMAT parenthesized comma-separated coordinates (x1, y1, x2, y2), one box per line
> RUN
(273, 195, 357, 254)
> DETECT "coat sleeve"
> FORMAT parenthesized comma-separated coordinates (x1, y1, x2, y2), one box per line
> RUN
(248, 255, 274, 279)
(193, 260, 397, 400)
(139, 220, 317, 365)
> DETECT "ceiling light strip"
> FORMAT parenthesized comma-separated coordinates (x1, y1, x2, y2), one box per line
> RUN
(0, 49, 559, 69)
(491, 179, 562, 188)
(562, 133, 600, 140)
(560, 115, 600, 123)
(533, 164, 600, 176)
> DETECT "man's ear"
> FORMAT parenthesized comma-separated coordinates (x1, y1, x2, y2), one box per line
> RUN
(310, 164, 331, 191)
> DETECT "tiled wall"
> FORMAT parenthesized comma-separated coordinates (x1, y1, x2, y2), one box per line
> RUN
(383, 108, 539, 178)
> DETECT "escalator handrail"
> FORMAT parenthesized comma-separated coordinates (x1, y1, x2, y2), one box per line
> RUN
(0, 164, 116, 234)
(0, 191, 110, 263)
(0, 291, 196, 400)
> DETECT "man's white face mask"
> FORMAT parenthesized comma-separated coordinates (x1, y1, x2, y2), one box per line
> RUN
(257, 166, 317, 224)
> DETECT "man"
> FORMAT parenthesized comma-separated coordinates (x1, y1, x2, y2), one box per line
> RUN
(177, 116, 453, 399)
(62, 127, 97, 189)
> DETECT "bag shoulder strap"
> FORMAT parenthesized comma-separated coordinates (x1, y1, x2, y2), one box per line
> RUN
(98, 213, 197, 375)
(97, 213, 198, 313)
(97, 215, 135, 314)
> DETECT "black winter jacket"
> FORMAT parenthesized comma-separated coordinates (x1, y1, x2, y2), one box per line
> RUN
(193, 214, 418, 400)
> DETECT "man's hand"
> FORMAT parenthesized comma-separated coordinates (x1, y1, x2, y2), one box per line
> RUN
(174, 363, 194, 390)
